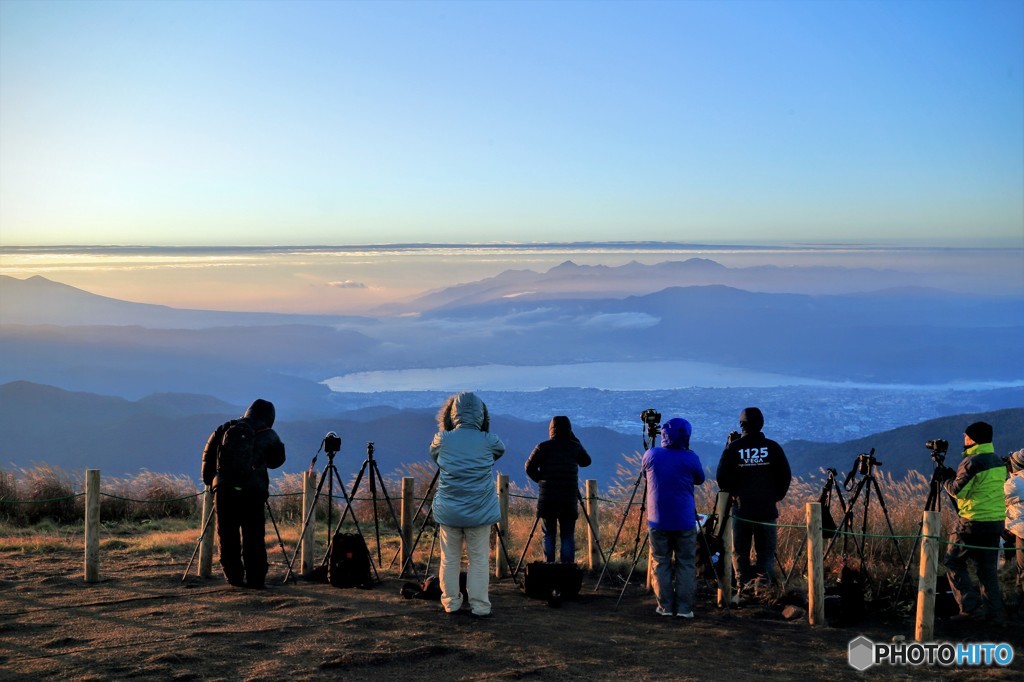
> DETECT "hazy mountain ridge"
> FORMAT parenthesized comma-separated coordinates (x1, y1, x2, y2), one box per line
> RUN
(384, 257, 978, 314)
(1, 272, 1021, 411)
(2, 382, 1020, 489)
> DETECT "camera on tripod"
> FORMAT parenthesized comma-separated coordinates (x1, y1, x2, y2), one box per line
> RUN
(844, 449, 881, 488)
(925, 438, 948, 465)
(640, 408, 662, 440)
(322, 432, 342, 455)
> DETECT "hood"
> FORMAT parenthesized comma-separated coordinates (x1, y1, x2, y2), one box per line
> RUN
(438, 392, 489, 431)
(549, 415, 573, 439)
(739, 407, 764, 434)
(660, 417, 692, 449)
(244, 398, 275, 428)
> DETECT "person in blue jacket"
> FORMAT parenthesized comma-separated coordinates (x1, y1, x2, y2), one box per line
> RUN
(643, 417, 706, 618)
(430, 392, 505, 618)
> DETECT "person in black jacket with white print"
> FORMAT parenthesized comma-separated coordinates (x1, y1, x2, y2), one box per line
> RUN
(716, 407, 791, 593)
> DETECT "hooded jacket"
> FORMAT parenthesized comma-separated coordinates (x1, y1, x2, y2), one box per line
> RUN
(201, 398, 286, 494)
(642, 418, 705, 531)
(716, 408, 791, 521)
(1006, 468, 1024, 540)
(525, 416, 592, 518)
(429, 392, 505, 528)
(944, 442, 1006, 523)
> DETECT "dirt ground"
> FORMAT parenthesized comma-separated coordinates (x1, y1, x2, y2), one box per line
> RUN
(1, 544, 1021, 681)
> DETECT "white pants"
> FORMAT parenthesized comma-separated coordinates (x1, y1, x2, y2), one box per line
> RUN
(438, 524, 492, 615)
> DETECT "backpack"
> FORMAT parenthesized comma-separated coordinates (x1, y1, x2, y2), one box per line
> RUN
(216, 419, 258, 481)
(328, 532, 374, 589)
(523, 562, 583, 606)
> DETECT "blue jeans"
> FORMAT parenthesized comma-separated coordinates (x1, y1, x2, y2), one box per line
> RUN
(541, 515, 577, 563)
(732, 517, 777, 586)
(648, 527, 698, 615)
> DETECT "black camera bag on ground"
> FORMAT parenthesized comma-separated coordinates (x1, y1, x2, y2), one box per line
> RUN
(523, 562, 583, 605)
(328, 532, 373, 589)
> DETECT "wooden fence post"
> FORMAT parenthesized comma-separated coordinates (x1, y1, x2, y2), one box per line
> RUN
(717, 492, 734, 608)
(806, 502, 825, 625)
(915, 510, 941, 642)
(198, 486, 214, 578)
(586, 479, 600, 570)
(300, 470, 316, 577)
(496, 474, 509, 578)
(400, 477, 414, 574)
(84, 469, 100, 583)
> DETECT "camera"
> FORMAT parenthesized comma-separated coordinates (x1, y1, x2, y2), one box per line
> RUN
(323, 432, 342, 454)
(641, 409, 661, 428)
(925, 438, 948, 467)
(727, 430, 741, 445)
(640, 408, 662, 440)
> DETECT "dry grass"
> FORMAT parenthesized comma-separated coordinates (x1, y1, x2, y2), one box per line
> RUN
(0, 457, 1003, 595)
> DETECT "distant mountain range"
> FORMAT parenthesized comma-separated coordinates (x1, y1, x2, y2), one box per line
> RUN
(2, 271, 1021, 412)
(1, 381, 1020, 490)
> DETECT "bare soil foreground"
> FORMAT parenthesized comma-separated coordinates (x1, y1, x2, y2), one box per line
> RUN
(1, 545, 1021, 681)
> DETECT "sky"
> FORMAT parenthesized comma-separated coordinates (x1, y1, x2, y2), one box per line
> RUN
(1, 0, 1022, 249)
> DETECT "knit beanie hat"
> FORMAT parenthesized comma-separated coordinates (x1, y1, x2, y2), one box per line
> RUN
(1009, 449, 1024, 472)
(964, 421, 993, 444)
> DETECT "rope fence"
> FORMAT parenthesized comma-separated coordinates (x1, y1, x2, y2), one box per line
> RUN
(5, 468, 1019, 641)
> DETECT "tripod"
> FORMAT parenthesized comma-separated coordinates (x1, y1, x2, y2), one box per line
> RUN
(893, 451, 951, 605)
(595, 417, 659, 593)
(512, 489, 607, 578)
(182, 486, 289, 582)
(283, 436, 369, 584)
(330, 442, 402, 567)
(594, 466, 648, 594)
(389, 467, 518, 585)
(778, 466, 861, 592)
(824, 449, 906, 577)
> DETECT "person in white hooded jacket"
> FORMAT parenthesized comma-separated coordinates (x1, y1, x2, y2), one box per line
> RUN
(1005, 449, 1024, 612)
(429, 392, 505, 618)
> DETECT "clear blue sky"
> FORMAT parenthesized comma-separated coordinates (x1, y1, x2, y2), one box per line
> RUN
(1, 0, 1022, 247)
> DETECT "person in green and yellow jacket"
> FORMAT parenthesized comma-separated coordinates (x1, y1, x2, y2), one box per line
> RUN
(942, 421, 1006, 621)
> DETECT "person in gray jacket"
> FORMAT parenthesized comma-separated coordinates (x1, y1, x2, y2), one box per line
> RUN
(430, 392, 505, 618)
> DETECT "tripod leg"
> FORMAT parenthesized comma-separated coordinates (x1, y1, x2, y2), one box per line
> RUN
(182, 493, 217, 582)
(390, 470, 438, 570)
(397, 471, 439, 579)
(424, 525, 439, 576)
(368, 460, 404, 567)
(616, 532, 649, 608)
(595, 471, 645, 591)
(578, 489, 607, 568)
(494, 521, 520, 588)
(514, 517, 541, 578)
(264, 500, 290, 573)
(283, 465, 333, 583)
(870, 476, 907, 568)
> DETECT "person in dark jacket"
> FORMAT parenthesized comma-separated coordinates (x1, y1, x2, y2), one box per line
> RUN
(643, 417, 705, 617)
(525, 416, 592, 564)
(715, 407, 791, 593)
(942, 421, 1006, 620)
(201, 398, 286, 588)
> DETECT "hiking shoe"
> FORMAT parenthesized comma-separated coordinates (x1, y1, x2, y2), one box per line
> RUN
(655, 606, 673, 616)
(469, 611, 492, 620)
(677, 611, 694, 619)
